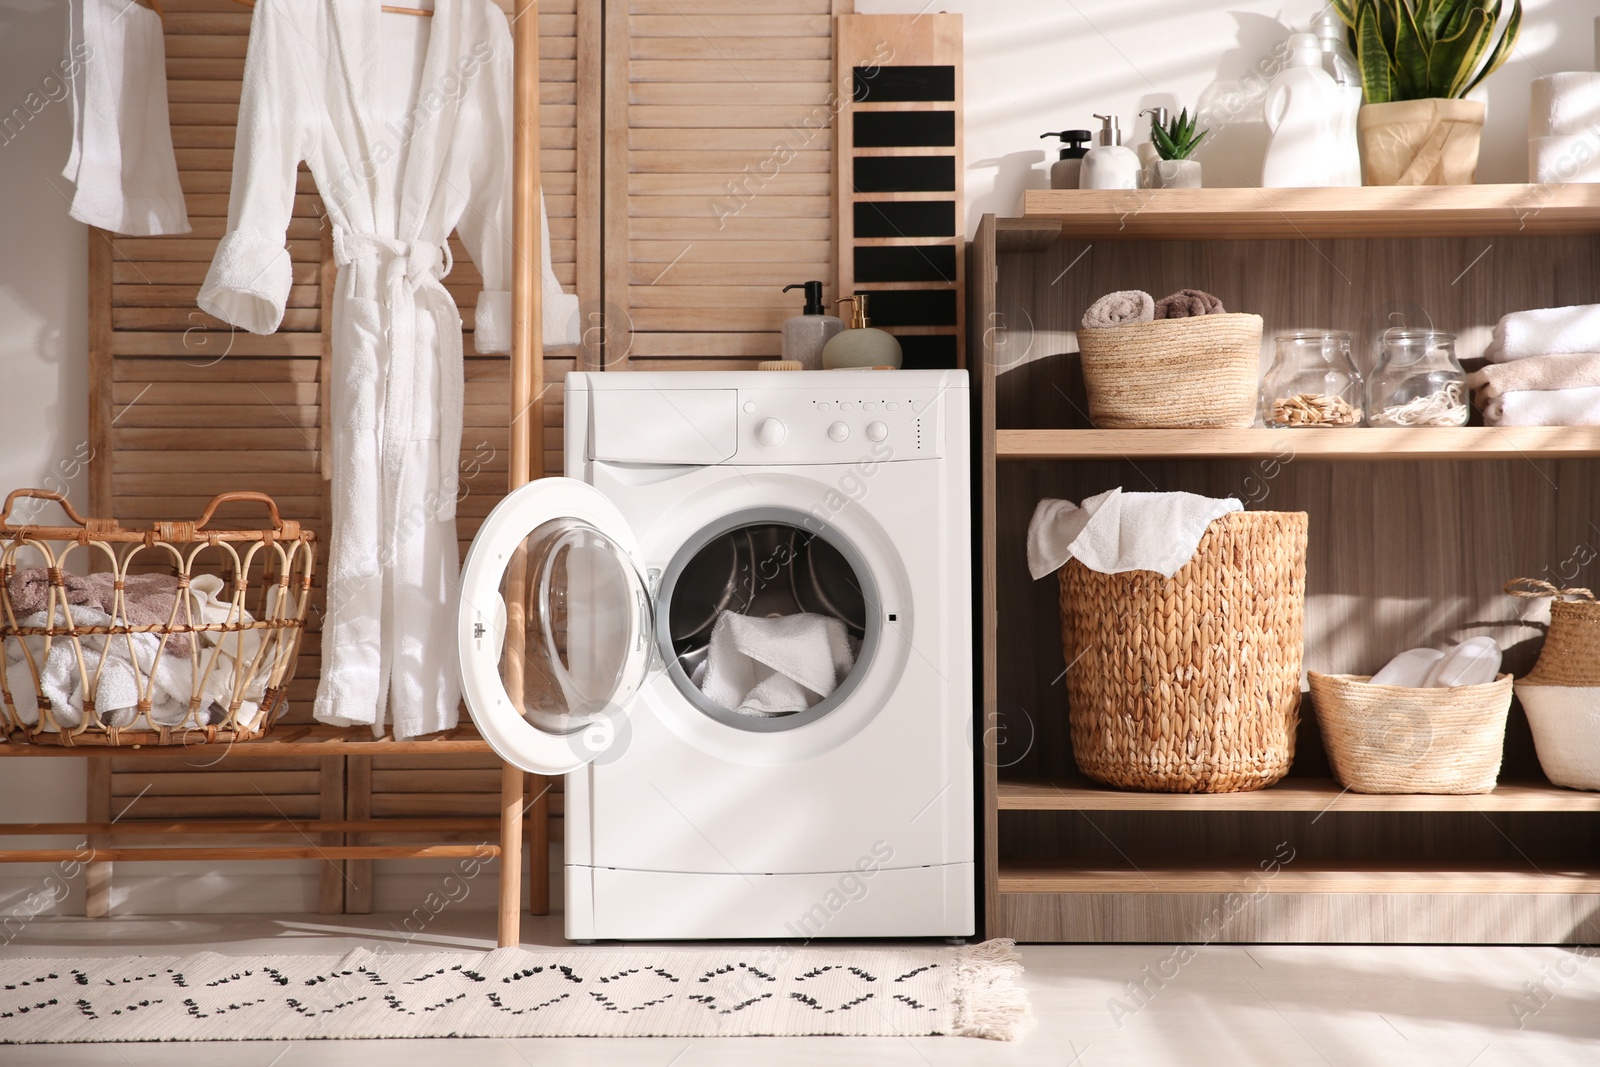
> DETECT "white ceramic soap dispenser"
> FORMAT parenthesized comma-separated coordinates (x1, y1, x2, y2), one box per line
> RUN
(1079, 114, 1141, 190)
(1262, 34, 1346, 187)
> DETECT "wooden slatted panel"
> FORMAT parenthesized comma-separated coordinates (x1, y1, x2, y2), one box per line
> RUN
(367, 755, 565, 841)
(603, 0, 850, 369)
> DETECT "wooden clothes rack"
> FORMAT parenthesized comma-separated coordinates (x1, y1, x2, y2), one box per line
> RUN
(0, 0, 547, 950)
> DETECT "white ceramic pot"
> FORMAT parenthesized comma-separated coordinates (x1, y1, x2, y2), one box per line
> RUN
(1144, 159, 1202, 189)
(1515, 683, 1600, 791)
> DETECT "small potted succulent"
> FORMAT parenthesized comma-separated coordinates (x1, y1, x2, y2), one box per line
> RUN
(1144, 108, 1207, 189)
(1332, 0, 1522, 185)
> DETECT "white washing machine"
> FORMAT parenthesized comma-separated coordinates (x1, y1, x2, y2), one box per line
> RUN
(457, 370, 972, 940)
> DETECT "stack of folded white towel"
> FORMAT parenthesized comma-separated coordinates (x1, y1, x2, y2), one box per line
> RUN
(1472, 305, 1600, 426)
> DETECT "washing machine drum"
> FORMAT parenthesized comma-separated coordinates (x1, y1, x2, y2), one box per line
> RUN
(457, 478, 878, 775)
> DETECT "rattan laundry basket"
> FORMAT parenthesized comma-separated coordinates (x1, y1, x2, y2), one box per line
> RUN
(1505, 578, 1600, 685)
(1059, 510, 1307, 793)
(1077, 313, 1262, 429)
(1309, 672, 1513, 794)
(0, 490, 314, 747)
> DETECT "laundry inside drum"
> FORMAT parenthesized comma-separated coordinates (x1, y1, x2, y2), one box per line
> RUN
(666, 523, 867, 718)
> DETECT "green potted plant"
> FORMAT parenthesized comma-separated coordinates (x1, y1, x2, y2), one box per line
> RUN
(1144, 108, 1208, 189)
(1331, 0, 1522, 185)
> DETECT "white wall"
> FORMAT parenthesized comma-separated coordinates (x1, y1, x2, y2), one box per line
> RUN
(859, 0, 1600, 233)
(0, 0, 91, 923)
(0, 0, 1593, 918)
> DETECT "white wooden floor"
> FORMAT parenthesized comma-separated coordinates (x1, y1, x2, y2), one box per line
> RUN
(3, 911, 1599, 1065)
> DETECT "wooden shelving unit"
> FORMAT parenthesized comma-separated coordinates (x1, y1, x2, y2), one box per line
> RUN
(971, 185, 1600, 944)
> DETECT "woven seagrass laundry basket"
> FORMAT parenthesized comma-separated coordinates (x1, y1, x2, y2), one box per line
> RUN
(0, 490, 315, 747)
(1309, 672, 1513, 794)
(1504, 578, 1600, 686)
(1076, 313, 1262, 429)
(1059, 510, 1307, 793)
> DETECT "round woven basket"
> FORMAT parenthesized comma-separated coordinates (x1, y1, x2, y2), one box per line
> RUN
(1077, 313, 1262, 429)
(1308, 672, 1513, 794)
(1059, 510, 1307, 793)
(1515, 683, 1600, 791)
(1505, 578, 1600, 686)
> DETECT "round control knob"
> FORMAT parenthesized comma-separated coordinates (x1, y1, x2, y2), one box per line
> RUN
(756, 418, 786, 447)
(866, 421, 889, 443)
(828, 421, 850, 442)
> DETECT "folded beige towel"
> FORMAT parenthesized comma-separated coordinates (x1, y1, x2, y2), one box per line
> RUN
(1081, 290, 1154, 329)
(1154, 288, 1226, 319)
(1468, 352, 1600, 399)
(6, 569, 189, 655)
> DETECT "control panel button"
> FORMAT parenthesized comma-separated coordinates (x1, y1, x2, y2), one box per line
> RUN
(866, 421, 889, 442)
(827, 421, 850, 442)
(818, 402, 831, 412)
(840, 402, 855, 412)
(742, 400, 756, 414)
(756, 418, 786, 447)
(863, 402, 877, 412)
(886, 402, 899, 411)
(910, 400, 925, 413)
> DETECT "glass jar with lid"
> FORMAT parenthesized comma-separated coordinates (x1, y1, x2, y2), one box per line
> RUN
(1260, 331, 1363, 428)
(1366, 328, 1468, 427)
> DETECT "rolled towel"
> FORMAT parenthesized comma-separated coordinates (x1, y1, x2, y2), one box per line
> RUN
(1081, 290, 1155, 329)
(1530, 73, 1600, 138)
(1483, 386, 1600, 426)
(1489, 305, 1600, 363)
(1469, 352, 1600, 399)
(1529, 134, 1600, 185)
(1153, 288, 1226, 319)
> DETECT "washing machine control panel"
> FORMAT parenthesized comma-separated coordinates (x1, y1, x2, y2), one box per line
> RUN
(734, 386, 942, 463)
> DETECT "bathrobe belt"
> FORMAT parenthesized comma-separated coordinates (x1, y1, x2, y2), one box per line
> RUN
(331, 228, 463, 525)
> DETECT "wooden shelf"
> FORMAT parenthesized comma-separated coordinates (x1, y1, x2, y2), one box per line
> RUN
(0, 724, 496, 758)
(1020, 184, 1600, 240)
(999, 778, 1600, 813)
(996, 427, 1600, 461)
(998, 860, 1600, 895)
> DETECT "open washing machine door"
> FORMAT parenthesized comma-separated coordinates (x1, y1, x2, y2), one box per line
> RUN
(457, 478, 653, 775)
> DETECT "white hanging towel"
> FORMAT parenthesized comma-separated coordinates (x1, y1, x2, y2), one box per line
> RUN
(699, 612, 855, 717)
(62, 0, 190, 236)
(198, 0, 579, 739)
(1026, 488, 1243, 579)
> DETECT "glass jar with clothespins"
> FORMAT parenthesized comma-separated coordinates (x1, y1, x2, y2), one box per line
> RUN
(1367, 328, 1469, 427)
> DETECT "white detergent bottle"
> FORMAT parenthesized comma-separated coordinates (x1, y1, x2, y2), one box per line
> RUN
(1261, 34, 1345, 188)
(1312, 11, 1364, 187)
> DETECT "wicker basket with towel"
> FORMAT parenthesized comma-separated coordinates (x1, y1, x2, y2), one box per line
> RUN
(1076, 288, 1260, 429)
(0, 490, 314, 746)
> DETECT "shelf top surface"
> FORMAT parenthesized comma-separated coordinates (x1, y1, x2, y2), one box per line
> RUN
(0, 724, 496, 758)
(996, 860, 1600, 894)
(1017, 184, 1600, 240)
(998, 778, 1600, 812)
(995, 427, 1600, 461)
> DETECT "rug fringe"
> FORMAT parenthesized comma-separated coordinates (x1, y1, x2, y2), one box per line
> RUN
(949, 938, 1032, 1041)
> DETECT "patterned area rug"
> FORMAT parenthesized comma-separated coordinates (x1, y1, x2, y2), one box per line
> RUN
(0, 940, 1028, 1042)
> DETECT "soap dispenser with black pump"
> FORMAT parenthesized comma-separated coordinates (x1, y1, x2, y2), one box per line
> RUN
(1080, 113, 1141, 189)
(1039, 130, 1092, 190)
(780, 281, 843, 369)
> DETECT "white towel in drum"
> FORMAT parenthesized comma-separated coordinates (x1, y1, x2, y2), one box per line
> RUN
(62, 0, 190, 235)
(1027, 488, 1243, 580)
(699, 612, 855, 717)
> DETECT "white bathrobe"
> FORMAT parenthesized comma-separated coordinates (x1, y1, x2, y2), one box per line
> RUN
(199, 0, 578, 738)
